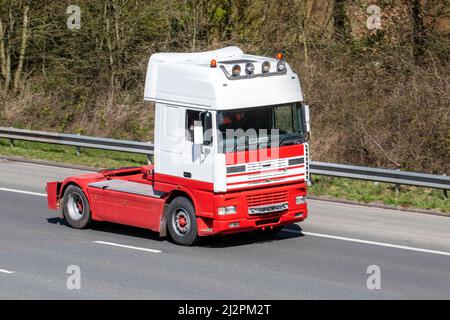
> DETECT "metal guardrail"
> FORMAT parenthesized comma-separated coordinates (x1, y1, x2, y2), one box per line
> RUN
(1, 127, 449, 192)
(0, 127, 154, 159)
(311, 162, 449, 190)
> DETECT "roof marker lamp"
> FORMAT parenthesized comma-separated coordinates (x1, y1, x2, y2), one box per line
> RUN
(276, 52, 284, 60)
(210, 59, 217, 68)
(262, 61, 271, 73)
(277, 59, 286, 72)
(232, 64, 241, 77)
(245, 63, 255, 75)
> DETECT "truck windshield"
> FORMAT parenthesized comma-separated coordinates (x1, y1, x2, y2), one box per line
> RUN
(217, 102, 305, 153)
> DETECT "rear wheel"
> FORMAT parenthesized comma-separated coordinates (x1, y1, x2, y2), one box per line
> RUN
(167, 197, 198, 246)
(62, 185, 92, 229)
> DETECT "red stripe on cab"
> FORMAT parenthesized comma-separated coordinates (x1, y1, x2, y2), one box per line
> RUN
(227, 173, 305, 186)
(227, 164, 305, 178)
(225, 144, 304, 165)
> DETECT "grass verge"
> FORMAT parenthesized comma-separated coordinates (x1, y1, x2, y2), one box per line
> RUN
(1, 138, 448, 213)
(309, 175, 449, 213)
(0, 139, 147, 169)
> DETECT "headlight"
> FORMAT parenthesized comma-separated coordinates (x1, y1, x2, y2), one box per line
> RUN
(277, 60, 286, 72)
(232, 65, 241, 77)
(245, 63, 255, 75)
(218, 206, 237, 215)
(295, 195, 306, 205)
(262, 61, 271, 73)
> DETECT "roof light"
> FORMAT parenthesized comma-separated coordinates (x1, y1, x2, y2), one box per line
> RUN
(210, 59, 217, 68)
(277, 60, 286, 72)
(245, 63, 255, 75)
(262, 61, 271, 73)
(232, 65, 241, 77)
(276, 52, 284, 60)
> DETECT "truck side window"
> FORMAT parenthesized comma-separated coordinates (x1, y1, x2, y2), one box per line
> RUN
(186, 109, 201, 141)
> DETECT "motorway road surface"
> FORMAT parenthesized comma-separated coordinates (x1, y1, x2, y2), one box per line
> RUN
(0, 159, 449, 299)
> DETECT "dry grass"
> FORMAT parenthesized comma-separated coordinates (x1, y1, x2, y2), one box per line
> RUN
(0, 1, 448, 176)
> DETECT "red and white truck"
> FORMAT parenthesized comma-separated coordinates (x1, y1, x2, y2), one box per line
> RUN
(46, 47, 311, 245)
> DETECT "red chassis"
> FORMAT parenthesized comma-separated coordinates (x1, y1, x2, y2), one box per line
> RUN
(46, 165, 308, 238)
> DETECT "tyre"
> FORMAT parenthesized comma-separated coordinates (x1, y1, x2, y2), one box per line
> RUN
(62, 185, 92, 229)
(167, 197, 198, 246)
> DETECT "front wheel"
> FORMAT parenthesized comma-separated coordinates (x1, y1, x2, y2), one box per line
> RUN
(167, 197, 198, 246)
(62, 185, 92, 229)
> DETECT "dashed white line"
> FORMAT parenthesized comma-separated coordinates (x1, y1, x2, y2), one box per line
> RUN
(94, 241, 162, 253)
(2, 186, 448, 257)
(284, 229, 450, 257)
(0, 269, 15, 274)
(0, 187, 46, 197)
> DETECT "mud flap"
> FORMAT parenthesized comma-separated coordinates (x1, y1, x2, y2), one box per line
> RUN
(159, 204, 169, 237)
(46, 181, 61, 210)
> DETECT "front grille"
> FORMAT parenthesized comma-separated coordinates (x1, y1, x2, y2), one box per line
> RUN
(246, 158, 288, 172)
(248, 202, 288, 215)
(288, 157, 304, 166)
(246, 190, 289, 207)
(227, 165, 246, 174)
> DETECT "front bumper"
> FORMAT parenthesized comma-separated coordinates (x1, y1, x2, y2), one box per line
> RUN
(198, 182, 308, 236)
(209, 208, 307, 235)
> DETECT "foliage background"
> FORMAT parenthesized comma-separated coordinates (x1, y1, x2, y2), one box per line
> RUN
(0, 0, 448, 174)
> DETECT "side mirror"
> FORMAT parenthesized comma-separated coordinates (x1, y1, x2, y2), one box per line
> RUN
(297, 103, 311, 140)
(200, 111, 213, 146)
(303, 104, 311, 133)
(193, 121, 204, 145)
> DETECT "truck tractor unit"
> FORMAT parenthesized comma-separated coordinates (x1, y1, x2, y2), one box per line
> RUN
(46, 47, 311, 246)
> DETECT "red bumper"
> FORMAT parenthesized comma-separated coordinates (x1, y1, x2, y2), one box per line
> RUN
(209, 208, 307, 235)
(198, 183, 308, 236)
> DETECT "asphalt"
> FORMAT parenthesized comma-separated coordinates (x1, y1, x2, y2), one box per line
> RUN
(0, 159, 449, 299)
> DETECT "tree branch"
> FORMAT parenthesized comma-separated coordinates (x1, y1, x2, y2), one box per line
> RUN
(13, 2, 30, 93)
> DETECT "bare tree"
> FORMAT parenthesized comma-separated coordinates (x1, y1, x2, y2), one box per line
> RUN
(411, 0, 426, 58)
(1, 2, 13, 93)
(332, 0, 350, 42)
(0, 0, 30, 94)
(0, 16, 6, 79)
(13, 1, 30, 93)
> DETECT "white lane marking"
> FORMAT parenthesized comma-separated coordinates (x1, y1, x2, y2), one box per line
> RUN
(0, 269, 15, 274)
(0, 187, 46, 197)
(284, 229, 450, 257)
(94, 241, 162, 253)
(3, 185, 447, 257)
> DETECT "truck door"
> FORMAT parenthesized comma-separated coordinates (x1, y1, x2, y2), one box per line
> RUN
(154, 103, 214, 188)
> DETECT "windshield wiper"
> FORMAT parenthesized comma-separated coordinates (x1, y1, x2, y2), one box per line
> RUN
(233, 137, 267, 152)
(227, 135, 301, 152)
(278, 135, 304, 147)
